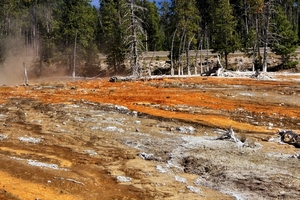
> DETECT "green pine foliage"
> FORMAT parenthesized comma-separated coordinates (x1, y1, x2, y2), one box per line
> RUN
(271, 6, 299, 69)
(0, 0, 299, 76)
(99, 0, 128, 74)
(142, 0, 164, 51)
(209, 0, 240, 69)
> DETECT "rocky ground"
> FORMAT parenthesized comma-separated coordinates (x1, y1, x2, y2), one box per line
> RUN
(0, 74, 299, 200)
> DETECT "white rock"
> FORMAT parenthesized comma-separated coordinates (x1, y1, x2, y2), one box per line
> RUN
(156, 165, 168, 173)
(186, 185, 201, 193)
(18, 136, 42, 144)
(174, 176, 186, 183)
(117, 176, 132, 182)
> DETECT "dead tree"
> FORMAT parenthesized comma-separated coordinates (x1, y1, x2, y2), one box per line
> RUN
(127, 0, 146, 78)
(195, 33, 204, 76)
(216, 126, 240, 143)
(72, 30, 78, 78)
(130, 0, 140, 78)
(23, 62, 29, 86)
(262, 1, 271, 72)
(186, 34, 194, 76)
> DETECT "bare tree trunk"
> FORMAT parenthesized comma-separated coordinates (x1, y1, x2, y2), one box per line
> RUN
(181, 34, 186, 75)
(186, 46, 190, 75)
(252, 43, 256, 72)
(178, 31, 185, 76)
(23, 62, 28, 86)
(217, 55, 224, 76)
(130, 0, 140, 78)
(170, 28, 177, 76)
(225, 53, 229, 69)
(262, 1, 271, 72)
(206, 30, 209, 60)
(186, 35, 194, 76)
(200, 41, 203, 75)
(244, 0, 249, 34)
(256, 14, 262, 69)
(39, 49, 43, 76)
(217, 54, 223, 68)
(145, 33, 148, 53)
(72, 30, 77, 78)
(195, 33, 203, 76)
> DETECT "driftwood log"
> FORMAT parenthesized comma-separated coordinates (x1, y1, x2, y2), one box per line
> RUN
(278, 130, 300, 148)
(109, 76, 135, 82)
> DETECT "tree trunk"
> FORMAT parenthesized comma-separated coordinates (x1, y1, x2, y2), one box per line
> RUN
(178, 31, 185, 76)
(181, 34, 186, 75)
(255, 14, 262, 69)
(23, 62, 28, 86)
(244, 0, 249, 34)
(72, 30, 77, 78)
(170, 28, 177, 76)
(195, 36, 202, 76)
(186, 45, 190, 75)
(200, 40, 203, 75)
(263, 1, 271, 72)
(186, 35, 194, 76)
(130, 0, 140, 78)
(252, 43, 256, 72)
(217, 54, 223, 68)
(225, 53, 229, 69)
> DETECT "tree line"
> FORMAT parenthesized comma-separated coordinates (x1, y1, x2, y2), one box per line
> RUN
(0, 0, 299, 78)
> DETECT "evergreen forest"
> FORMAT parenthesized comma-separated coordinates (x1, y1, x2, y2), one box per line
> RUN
(0, 0, 299, 77)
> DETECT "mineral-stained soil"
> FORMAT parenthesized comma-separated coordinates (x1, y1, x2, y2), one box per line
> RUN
(0, 74, 299, 200)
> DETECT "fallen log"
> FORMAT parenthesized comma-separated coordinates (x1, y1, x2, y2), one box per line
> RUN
(278, 130, 300, 148)
(109, 76, 135, 82)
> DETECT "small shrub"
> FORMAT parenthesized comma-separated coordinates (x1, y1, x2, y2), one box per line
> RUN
(283, 60, 299, 69)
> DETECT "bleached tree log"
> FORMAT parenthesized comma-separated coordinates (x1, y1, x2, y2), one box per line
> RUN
(215, 126, 241, 144)
(170, 27, 178, 76)
(23, 62, 28, 86)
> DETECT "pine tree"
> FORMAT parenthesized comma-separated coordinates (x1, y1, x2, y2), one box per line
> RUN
(170, 0, 200, 75)
(209, 0, 240, 69)
(53, 0, 98, 75)
(159, 0, 172, 51)
(271, 6, 298, 69)
(141, 0, 164, 51)
(232, 0, 264, 71)
(99, 0, 128, 74)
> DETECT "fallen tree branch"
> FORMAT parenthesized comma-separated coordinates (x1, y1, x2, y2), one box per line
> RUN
(54, 177, 85, 186)
(66, 178, 85, 186)
(213, 126, 258, 149)
(215, 126, 240, 143)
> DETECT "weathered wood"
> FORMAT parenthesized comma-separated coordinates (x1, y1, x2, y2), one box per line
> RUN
(251, 69, 260, 78)
(215, 126, 240, 143)
(23, 62, 29, 86)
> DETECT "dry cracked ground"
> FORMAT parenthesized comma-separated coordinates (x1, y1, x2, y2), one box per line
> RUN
(0, 74, 299, 200)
